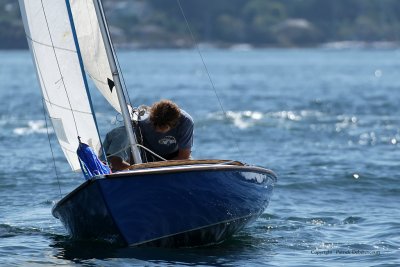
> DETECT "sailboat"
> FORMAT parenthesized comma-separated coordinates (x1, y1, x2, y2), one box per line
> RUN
(18, 0, 277, 247)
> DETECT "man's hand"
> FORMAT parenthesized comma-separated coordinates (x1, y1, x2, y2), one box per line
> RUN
(108, 156, 131, 171)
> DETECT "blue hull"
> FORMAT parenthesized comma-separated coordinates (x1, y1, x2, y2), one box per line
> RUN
(53, 164, 276, 247)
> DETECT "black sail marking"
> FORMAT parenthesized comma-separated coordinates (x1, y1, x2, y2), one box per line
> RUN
(107, 78, 115, 93)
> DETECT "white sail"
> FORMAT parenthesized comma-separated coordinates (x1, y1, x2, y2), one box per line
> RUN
(18, 0, 101, 171)
(69, 0, 121, 113)
(71, 0, 142, 164)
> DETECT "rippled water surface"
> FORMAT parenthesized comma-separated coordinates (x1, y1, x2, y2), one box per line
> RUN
(0, 49, 399, 266)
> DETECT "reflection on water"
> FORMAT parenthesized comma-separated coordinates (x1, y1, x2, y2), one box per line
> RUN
(49, 233, 274, 266)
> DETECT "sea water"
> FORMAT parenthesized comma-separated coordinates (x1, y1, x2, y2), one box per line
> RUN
(0, 49, 399, 266)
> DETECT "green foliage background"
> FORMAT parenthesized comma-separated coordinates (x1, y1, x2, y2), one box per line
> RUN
(1, 0, 400, 49)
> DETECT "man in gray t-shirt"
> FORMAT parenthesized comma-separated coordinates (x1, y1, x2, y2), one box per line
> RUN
(102, 100, 194, 171)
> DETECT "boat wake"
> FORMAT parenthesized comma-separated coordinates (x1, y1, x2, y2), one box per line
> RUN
(12, 120, 52, 136)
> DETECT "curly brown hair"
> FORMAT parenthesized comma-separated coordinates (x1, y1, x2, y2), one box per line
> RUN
(149, 100, 181, 128)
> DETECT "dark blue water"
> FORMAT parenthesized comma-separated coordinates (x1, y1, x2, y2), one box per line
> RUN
(0, 49, 399, 266)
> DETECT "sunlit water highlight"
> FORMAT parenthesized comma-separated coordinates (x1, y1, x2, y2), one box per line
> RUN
(0, 49, 399, 266)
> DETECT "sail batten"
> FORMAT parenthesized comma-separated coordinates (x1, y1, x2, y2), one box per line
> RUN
(43, 98, 94, 115)
(26, 34, 77, 53)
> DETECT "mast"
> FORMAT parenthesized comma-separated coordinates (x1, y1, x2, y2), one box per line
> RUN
(92, 0, 142, 164)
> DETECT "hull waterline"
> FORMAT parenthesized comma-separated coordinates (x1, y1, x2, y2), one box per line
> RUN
(52, 162, 277, 247)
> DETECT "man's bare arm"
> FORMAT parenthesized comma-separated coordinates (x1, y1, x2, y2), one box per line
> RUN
(172, 148, 191, 160)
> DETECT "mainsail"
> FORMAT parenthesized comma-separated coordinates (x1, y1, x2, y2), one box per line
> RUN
(18, 0, 118, 170)
(69, 0, 121, 112)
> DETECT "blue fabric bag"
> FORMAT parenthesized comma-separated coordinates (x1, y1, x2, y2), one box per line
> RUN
(77, 142, 111, 180)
